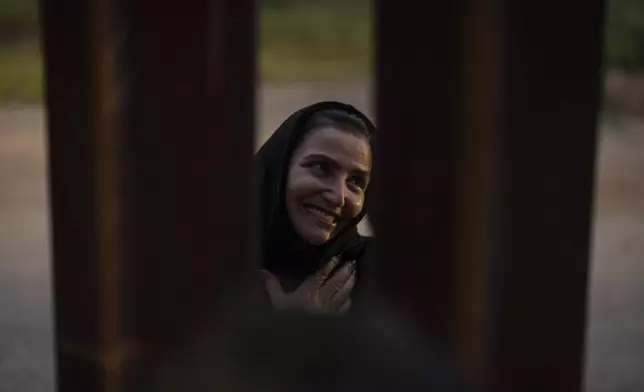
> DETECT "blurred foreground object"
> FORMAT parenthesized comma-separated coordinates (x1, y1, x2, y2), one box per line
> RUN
(41, 0, 605, 392)
(149, 310, 469, 392)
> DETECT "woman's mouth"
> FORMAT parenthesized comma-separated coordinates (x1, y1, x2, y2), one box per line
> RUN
(303, 204, 339, 226)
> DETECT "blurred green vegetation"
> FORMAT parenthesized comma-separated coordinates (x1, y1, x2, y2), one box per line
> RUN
(0, 0, 371, 103)
(0, 0, 38, 40)
(0, 0, 41, 103)
(259, 0, 372, 82)
(0, 36, 42, 103)
(605, 0, 644, 69)
(0, 0, 643, 103)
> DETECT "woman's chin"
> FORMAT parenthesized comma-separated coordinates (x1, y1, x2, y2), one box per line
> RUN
(299, 229, 332, 246)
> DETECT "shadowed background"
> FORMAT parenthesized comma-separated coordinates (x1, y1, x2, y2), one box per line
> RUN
(0, 0, 643, 391)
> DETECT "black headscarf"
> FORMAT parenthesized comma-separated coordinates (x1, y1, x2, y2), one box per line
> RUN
(255, 101, 376, 291)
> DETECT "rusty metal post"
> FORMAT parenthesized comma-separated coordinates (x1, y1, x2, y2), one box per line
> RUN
(371, 0, 500, 383)
(373, 0, 605, 390)
(488, 2, 606, 391)
(41, 0, 125, 390)
(41, 0, 256, 391)
(119, 1, 257, 389)
(371, 0, 466, 348)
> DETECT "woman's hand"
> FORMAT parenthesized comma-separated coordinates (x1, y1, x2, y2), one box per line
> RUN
(260, 257, 357, 314)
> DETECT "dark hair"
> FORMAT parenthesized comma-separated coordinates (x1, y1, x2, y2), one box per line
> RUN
(303, 108, 372, 139)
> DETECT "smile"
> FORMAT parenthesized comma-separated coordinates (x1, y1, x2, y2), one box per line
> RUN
(303, 204, 339, 225)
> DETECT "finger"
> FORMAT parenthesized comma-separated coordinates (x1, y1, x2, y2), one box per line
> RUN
(260, 269, 285, 302)
(309, 256, 341, 287)
(320, 260, 355, 299)
(331, 269, 356, 307)
(338, 299, 351, 313)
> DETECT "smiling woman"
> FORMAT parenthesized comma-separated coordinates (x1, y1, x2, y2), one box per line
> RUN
(255, 101, 376, 314)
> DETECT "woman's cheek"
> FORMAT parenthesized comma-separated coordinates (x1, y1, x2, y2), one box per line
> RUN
(345, 194, 364, 218)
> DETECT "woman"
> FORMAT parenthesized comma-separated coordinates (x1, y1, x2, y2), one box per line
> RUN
(256, 101, 376, 314)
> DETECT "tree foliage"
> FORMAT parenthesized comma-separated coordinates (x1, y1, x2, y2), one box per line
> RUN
(605, 0, 644, 69)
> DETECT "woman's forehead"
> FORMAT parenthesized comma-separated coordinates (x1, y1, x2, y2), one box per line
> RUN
(293, 127, 372, 169)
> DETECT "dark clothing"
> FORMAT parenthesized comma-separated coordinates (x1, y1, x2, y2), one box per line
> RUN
(254, 101, 376, 293)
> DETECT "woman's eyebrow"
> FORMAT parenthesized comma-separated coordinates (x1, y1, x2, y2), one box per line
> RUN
(303, 153, 370, 174)
(350, 168, 370, 178)
(302, 153, 340, 167)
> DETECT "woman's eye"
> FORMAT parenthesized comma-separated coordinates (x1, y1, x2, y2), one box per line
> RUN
(310, 162, 329, 173)
(348, 177, 365, 190)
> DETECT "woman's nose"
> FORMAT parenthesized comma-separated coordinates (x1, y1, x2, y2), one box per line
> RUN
(322, 178, 346, 208)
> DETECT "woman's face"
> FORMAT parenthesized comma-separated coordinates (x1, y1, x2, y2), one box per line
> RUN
(285, 126, 372, 245)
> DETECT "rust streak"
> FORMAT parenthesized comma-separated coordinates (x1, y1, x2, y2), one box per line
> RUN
(453, 0, 499, 382)
(89, 0, 123, 390)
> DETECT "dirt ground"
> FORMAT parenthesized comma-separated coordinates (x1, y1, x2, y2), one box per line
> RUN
(0, 82, 642, 391)
(585, 116, 644, 392)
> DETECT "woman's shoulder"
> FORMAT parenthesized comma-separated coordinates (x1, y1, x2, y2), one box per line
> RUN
(354, 235, 374, 261)
(360, 236, 374, 256)
(337, 234, 373, 264)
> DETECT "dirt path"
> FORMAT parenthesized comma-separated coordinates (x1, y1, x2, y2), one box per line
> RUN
(586, 117, 644, 392)
(0, 84, 642, 391)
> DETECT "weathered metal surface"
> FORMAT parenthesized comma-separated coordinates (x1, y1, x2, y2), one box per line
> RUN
(488, 2, 606, 391)
(41, 0, 125, 390)
(42, 1, 256, 390)
(373, 1, 605, 391)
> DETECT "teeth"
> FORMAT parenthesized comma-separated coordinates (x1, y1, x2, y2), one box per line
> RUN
(305, 206, 336, 224)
